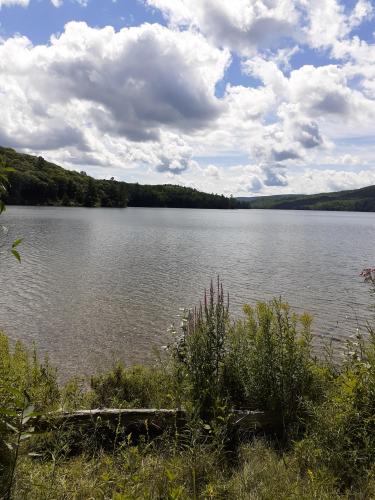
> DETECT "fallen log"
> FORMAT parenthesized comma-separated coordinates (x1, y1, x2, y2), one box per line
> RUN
(229, 409, 280, 432)
(36, 408, 185, 433)
(35, 408, 279, 434)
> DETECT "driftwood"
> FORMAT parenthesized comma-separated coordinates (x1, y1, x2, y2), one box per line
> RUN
(229, 409, 279, 432)
(35, 408, 279, 434)
(36, 409, 185, 433)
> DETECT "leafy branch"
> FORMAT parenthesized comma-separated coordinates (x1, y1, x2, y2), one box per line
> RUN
(0, 389, 42, 499)
(0, 156, 22, 262)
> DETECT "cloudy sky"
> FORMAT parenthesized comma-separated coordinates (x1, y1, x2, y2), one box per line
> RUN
(0, 0, 375, 196)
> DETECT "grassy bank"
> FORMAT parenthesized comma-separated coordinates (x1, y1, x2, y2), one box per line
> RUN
(1, 277, 375, 499)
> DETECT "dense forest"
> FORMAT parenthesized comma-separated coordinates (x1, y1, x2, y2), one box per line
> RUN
(239, 185, 375, 211)
(0, 147, 239, 209)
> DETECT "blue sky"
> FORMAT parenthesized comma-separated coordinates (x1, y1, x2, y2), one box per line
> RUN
(0, 0, 374, 195)
(0, 1, 165, 43)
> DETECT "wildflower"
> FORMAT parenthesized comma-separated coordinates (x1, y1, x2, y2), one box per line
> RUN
(360, 268, 375, 282)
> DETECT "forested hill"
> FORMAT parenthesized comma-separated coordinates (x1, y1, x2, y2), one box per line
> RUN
(238, 185, 375, 212)
(0, 147, 238, 209)
(2, 146, 373, 211)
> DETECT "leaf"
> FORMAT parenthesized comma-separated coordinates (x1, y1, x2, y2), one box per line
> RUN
(23, 405, 35, 418)
(5, 387, 23, 398)
(12, 238, 23, 249)
(20, 433, 32, 441)
(1, 167, 15, 174)
(11, 249, 21, 263)
(5, 442, 14, 451)
(0, 408, 18, 417)
(23, 390, 31, 404)
(28, 452, 43, 457)
(6, 422, 19, 433)
(22, 416, 31, 426)
(166, 469, 177, 482)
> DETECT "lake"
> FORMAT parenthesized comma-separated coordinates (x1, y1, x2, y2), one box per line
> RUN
(0, 206, 374, 378)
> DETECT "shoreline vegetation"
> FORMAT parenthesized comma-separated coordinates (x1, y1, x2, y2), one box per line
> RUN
(238, 185, 375, 211)
(0, 147, 239, 210)
(1, 146, 375, 211)
(1, 276, 375, 499)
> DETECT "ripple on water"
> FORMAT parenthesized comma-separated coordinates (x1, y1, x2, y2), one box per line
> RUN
(0, 206, 373, 379)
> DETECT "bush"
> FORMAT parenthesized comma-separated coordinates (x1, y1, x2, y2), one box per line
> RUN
(223, 300, 328, 434)
(172, 284, 326, 433)
(0, 333, 59, 412)
(296, 330, 375, 488)
(89, 363, 174, 409)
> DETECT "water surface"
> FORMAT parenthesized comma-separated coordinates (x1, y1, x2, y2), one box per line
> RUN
(0, 207, 374, 377)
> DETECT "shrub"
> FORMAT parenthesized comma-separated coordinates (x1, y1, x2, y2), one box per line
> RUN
(0, 333, 59, 412)
(89, 363, 173, 409)
(223, 299, 327, 434)
(170, 279, 230, 419)
(296, 331, 375, 488)
(172, 286, 326, 433)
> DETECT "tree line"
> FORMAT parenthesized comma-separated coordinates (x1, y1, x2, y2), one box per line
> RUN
(0, 147, 240, 209)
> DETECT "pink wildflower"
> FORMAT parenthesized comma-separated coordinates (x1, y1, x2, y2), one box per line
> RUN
(360, 268, 375, 282)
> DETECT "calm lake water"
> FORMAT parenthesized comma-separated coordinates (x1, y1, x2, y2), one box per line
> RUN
(0, 206, 374, 378)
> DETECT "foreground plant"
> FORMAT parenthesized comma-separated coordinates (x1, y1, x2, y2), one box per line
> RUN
(0, 389, 41, 500)
(0, 156, 22, 261)
(171, 278, 230, 419)
(171, 280, 325, 436)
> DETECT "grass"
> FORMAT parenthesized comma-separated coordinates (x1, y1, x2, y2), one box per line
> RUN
(1, 278, 375, 498)
(13, 440, 354, 499)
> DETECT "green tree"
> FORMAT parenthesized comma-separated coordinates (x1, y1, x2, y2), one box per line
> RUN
(84, 178, 98, 207)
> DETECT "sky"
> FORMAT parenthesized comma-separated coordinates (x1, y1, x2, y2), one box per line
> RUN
(0, 0, 374, 196)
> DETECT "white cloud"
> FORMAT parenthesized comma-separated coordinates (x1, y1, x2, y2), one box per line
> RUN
(0, 0, 29, 7)
(348, 0, 373, 30)
(146, 0, 302, 55)
(146, 0, 374, 59)
(50, 0, 90, 7)
(0, 1, 374, 195)
(291, 167, 375, 194)
(204, 164, 220, 179)
(200, 163, 375, 197)
(0, 22, 229, 174)
(0, 0, 88, 7)
(238, 55, 375, 172)
(0, 0, 88, 9)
